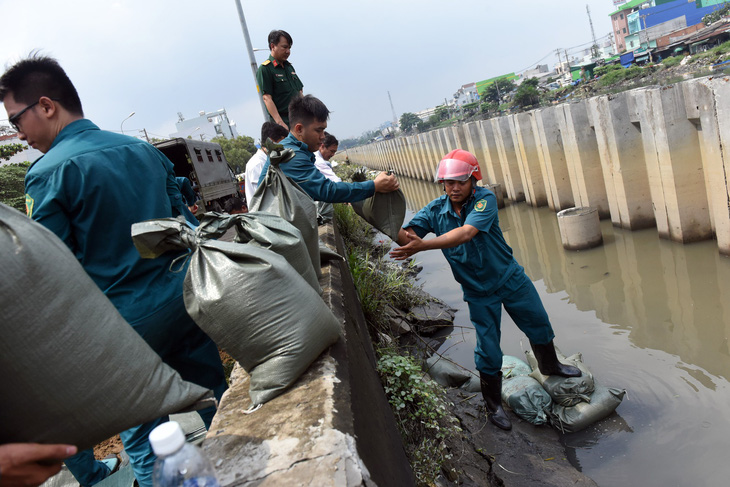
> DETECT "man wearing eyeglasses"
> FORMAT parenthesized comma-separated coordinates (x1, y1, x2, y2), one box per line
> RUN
(0, 55, 226, 487)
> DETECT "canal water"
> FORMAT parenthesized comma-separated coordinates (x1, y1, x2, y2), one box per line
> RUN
(393, 176, 730, 486)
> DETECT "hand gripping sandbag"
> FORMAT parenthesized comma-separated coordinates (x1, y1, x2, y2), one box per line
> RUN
(548, 386, 626, 433)
(350, 168, 406, 241)
(526, 349, 595, 407)
(249, 148, 321, 278)
(131, 217, 342, 406)
(0, 203, 214, 451)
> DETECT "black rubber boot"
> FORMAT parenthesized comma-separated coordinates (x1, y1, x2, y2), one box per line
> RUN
(530, 340, 581, 377)
(479, 372, 512, 431)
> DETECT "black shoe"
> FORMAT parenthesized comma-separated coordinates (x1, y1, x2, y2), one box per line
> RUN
(530, 340, 581, 377)
(479, 372, 512, 431)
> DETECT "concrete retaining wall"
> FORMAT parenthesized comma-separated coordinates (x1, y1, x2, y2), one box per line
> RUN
(203, 224, 415, 486)
(345, 75, 730, 256)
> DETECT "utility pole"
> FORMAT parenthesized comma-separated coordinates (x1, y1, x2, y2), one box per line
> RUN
(555, 49, 563, 75)
(233, 0, 269, 121)
(140, 128, 150, 143)
(587, 5, 599, 59)
(388, 91, 398, 130)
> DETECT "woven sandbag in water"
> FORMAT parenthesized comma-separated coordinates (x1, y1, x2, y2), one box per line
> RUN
(132, 217, 341, 405)
(249, 149, 321, 277)
(548, 386, 626, 433)
(0, 203, 214, 451)
(526, 349, 595, 407)
(502, 375, 552, 425)
(350, 169, 406, 241)
(184, 239, 341, 405)
(195, 212, 321, 294)
(426, 355, 470, 388)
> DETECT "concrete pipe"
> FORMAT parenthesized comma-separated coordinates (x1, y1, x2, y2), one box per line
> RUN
(557, 207, 603, 250)
(486, 183, 505, 209)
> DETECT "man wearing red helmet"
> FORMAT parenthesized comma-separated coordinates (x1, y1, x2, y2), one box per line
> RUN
(391, 149, 579, 431)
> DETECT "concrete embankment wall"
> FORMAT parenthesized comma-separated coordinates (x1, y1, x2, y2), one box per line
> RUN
(345, 76, 730, 256)
(203, 223, 415, 486)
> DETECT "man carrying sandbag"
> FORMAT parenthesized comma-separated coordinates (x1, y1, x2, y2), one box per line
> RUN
(0, 55, 226, 487)
(390, 149, 580, 431)
(258, 94, 400, 203)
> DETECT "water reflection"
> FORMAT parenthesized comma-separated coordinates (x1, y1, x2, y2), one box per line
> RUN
(400, 176, 730, 382)
(397, 175, 730, 486)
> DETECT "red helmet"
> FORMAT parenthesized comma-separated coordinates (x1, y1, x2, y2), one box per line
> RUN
(434, 149, 482, 182)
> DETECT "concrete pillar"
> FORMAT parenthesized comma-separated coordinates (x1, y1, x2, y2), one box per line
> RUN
(557, 101, 610, 219)
(491, 116, 525, 202)
(557, 207, 603, 250)
(690, 78, 730, 255)
(453, 124, 469, 149)
(413, 134, 428, 180)
(477, 120, 508, 196)
(435, 128, 449, 156)
(534, 106, 575, 212)
(427, 131, 441, 177)
(633, 86, 712, 243)
(401, 136, 415, 178)
(587, 92, 655, 230)
(511, 112, 548, 207)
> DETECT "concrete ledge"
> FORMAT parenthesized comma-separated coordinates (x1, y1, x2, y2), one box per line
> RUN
(203, 223, 414, 486)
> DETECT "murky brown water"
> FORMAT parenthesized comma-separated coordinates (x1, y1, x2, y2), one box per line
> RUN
(396, 176, 730, 486)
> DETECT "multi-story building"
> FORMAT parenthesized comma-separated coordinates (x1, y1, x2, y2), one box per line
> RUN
(169, 108, 239, 141)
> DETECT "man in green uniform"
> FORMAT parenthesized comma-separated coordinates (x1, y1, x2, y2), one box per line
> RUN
(0, 55, 226, 487)
(256, 29, 303, 129)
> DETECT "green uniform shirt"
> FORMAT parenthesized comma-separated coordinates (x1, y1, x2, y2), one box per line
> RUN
(255, 55, 303, 126)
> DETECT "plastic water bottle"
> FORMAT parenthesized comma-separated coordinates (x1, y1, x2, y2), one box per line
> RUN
(149, 421, 221, 487)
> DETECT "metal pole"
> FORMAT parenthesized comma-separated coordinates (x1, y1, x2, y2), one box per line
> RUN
(234, 0, 269, 121)
(121, 112, 135, 135)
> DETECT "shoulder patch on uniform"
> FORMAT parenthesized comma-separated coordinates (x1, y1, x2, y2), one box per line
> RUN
(262, 59, 271, 65)
(474, 199, 488, 212)
(25, 194, 34, 217)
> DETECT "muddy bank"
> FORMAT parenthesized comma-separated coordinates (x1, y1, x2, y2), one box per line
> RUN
(440, 387, 597, 487)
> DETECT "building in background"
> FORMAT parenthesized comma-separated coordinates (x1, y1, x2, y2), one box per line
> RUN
(452, 83, 479, 107)
(169, 108, 239, 140)
(611, 0, 730, 53)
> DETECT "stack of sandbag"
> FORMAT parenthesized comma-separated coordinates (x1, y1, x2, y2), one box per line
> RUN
(425, 355, 552, 426)
(350, 168, 406, 241)
(526, 348, 625, 433)
(132, 212, 341, 406)
(500, 356, 553, 425)
(0, 203, 214, 451)
(249, 148, 321, 277)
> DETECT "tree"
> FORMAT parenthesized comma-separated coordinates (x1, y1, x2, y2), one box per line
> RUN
(211, 135, 256, 171)
(0, 143, 26, 161)
(399, 112, 421, 133)
(435, 105, 449, 121)
(512, 78, 540, 108)
(0, 161, 30, 212)
(481, 78, 515, 105)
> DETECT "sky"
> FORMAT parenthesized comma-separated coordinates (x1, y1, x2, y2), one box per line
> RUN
(0, 0, 619, 142)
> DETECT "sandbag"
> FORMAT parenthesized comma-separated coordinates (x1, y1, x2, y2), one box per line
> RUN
(132, 216, 342, 406)
(502, 376, 553, 425)
(351, 168, 406, 241)
(0, 203, 214, 451)
(198, 212, 321, 293)
(249, 149, 321, 277)
(461, 374, 482, 393)
(526, 350, 595, 406)
(426, 355, 470, 388)
(502, 355, 532, 379)
(548, 386, 626, 433)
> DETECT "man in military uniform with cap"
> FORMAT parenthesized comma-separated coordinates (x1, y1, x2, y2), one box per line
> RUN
(256, 29, 303, 129)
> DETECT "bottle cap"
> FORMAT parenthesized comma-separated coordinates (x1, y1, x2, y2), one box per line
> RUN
(149, 421, 186, 456)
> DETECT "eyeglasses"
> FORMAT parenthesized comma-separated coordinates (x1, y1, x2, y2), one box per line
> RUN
(8, 100, 40, 132)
